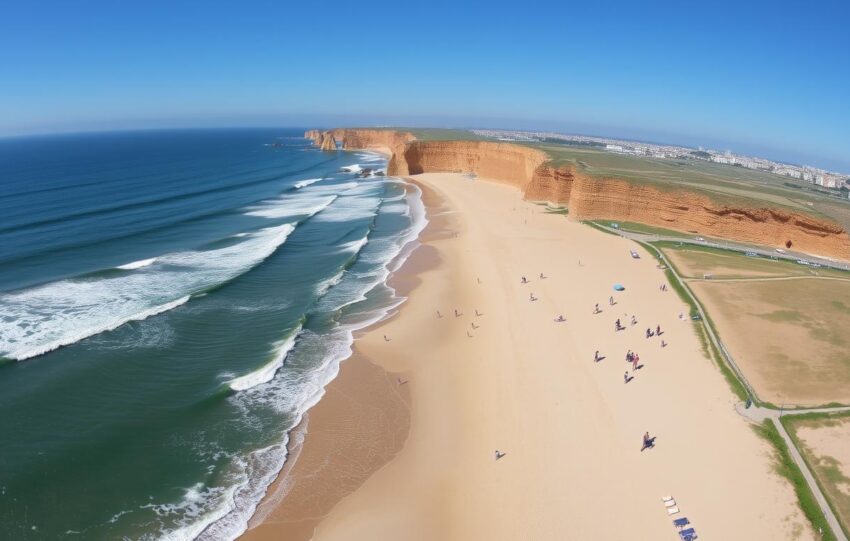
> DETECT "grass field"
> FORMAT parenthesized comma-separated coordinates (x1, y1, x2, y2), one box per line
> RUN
(783, 413, 850, 538)
(688, 276, 850, 406)
(660, 242, 850, 280)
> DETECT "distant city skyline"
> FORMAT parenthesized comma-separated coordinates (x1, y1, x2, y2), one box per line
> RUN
(2, 0, 848, 172)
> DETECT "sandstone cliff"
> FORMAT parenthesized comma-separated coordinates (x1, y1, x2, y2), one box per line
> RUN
(305, 129, 850, 261)
(319, 133, 337, 151)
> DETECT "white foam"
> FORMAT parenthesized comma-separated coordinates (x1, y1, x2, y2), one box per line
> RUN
(228, 327, 301, 392)
(340, 164, 362, 173)
(293, 178, 322, 189)
(0, 224, 296, 361)
(116, 257, 157, 270)
(158, 177, 428, 541)
(244, 195, 336, 220)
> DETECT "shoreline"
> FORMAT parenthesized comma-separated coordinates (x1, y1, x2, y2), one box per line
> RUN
(244, 171, 814, 540)
(241, 178, 445, 540)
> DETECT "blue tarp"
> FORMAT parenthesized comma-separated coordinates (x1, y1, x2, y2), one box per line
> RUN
(613, 284, 625, 291)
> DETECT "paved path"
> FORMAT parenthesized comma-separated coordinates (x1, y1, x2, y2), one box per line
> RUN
(591, 221, 850, 540)
(737, 403, 850, 541)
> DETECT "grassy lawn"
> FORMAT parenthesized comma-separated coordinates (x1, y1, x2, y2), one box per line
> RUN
(754, 420, 839, 541)
(658, 242, 850, 280)
(600, 220, 693, 239)
(687, 276, 850, 406)
(782, 412, 850, 539)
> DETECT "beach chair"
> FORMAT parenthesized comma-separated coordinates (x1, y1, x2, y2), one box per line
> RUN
(679, 527, 697, 540)
(664, 499, 677, 508)
(662, 496, 674, 502)
(672, 517, 690, 529)
(666, 506, 680, 515)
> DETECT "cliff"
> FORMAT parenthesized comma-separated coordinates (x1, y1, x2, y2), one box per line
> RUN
(305, 129, 850, 261)
(319, 133, 337, 151)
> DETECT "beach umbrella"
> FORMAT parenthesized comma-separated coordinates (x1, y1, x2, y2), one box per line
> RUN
(613, 284, 625, 291)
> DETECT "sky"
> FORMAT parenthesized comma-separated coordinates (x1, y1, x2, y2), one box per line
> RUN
(1, 0, 848, 171)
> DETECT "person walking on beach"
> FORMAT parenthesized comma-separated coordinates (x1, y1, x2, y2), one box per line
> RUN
(624, 371, 630, 384)
(641, 432, 655, 451)
(594, 303, 601, 314)
(632, 354, 640, 371)
(521, 276, 528, 284)
(630, 315, 637, 326)
(646, 328, 653, 338)
(656, 324, 662, 336)
(594, 350, 602, 362)
(609, 296, 615, 306)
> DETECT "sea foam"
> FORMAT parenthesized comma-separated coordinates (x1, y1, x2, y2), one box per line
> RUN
(228, 326, 302, 392)
(0, 224, 296, 361)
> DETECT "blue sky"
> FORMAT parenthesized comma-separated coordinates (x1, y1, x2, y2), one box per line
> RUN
(2, 0, 848, 171)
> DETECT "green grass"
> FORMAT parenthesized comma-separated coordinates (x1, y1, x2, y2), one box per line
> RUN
(655, 240, 850, 280)
(599, 220, 692, 238)
(782, 413, 850, 539)
(581, 220, 621, 237)
(753, 420, 838, 541)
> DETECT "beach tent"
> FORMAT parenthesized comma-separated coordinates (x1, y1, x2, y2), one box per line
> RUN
(613, 284, 625, 291)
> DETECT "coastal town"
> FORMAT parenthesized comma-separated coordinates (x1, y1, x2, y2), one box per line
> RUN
(472, 129, 850, 193)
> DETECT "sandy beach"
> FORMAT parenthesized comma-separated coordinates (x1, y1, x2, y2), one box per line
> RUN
(245, 172, 813, 540)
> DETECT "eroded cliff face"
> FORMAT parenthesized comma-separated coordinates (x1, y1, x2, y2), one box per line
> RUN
(319, 133, 337, 151)
(306, 129, 850, 261)
(390, 141, 548, 189)
(563, 174, 850, 260)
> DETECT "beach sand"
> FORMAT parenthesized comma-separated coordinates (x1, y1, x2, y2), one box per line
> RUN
(244, 172, 812, 540)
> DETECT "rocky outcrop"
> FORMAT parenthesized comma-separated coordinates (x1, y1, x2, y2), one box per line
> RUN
(319, 133, 337, 151)
(306, 129, 850, 261)
(304, 129, 322, 145)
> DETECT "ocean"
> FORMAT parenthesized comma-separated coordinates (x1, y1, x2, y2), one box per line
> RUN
(0, 128, 425, 539)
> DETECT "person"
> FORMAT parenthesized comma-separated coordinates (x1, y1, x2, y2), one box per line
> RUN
(656, 324, 662, 336)
(384, 335, 390, 342)
(436, 310, 442, 318)
(530, 293, 536, 301)
(521, 276, 528, 284)
(477, 277, 482, 284)
(397, 377, 408, 385)
(539, 272, 546, 279)
(615, 318, 622, 331)
(609, 296, 615, 306)
(646, 328, 653, 338)
(661, 340, 667, 348)
(632, 354, 640, 371)
(594, 350, 601, 362)
(454, 309, 460, 317)
(475, 309, 481, 317)
(594, 303, 601, 314)
(631, 315, 637, 325)
(624, 371, 630, 384)
(555, 315, 565, 322)
(471, 322, 479, 329)
(495, 450, 506, 460)
(641, 432, 655, 451)
(626, 350, 632, 362)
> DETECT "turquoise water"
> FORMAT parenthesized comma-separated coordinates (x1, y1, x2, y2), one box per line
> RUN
(0, 129, 425, 539)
